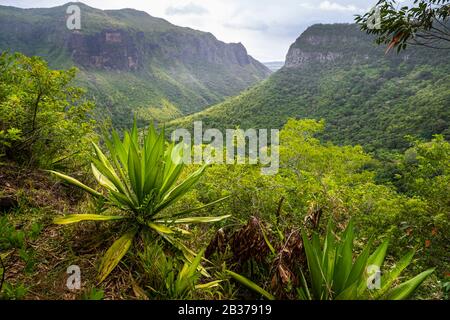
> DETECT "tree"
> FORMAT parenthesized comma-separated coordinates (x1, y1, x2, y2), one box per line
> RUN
(0, 52, 97, 169)
(356, 0, 450, 52)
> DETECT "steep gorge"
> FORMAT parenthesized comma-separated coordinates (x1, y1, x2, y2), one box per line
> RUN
(168, 24, 450, 151)
(0, 3, 270, 127)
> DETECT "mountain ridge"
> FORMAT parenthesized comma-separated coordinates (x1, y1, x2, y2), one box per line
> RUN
(167, 23, 450, 151)
(0, 2, 271, 127)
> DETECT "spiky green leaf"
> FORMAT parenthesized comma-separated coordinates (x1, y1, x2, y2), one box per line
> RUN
(226, 270, 275, 300)
(48, 170, 102, 198)
(98, 230, 136, 283)
(54, 214, 127, 225)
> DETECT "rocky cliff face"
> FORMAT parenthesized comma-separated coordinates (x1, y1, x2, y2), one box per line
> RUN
(283, 24, 434, 69)
(169, 23, 450, 151)
(284, 24, 376, 68)
(285, 48, 343, 68)
(0, 4, 269, 74)
(0, 3, 271, 126)
(67, 30, 142, 70)
(66, 29, 260, 71)
(152, 31, 258, 68)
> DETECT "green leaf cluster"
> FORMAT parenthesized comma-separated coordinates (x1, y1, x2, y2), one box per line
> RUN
(50, 121, 230, 282)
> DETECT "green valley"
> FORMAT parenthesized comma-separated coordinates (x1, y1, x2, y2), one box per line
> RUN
(169, 24, 450, 152)
(0, 1, 449, 304)
(0, 2, 270, 128)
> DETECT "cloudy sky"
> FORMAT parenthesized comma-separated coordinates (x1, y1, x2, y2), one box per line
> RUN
(0, 0, 381, 61)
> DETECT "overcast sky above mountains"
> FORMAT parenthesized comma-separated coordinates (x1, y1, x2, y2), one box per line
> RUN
(1, 0, 385, 61)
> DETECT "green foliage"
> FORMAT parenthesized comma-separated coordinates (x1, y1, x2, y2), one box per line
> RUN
(50, 121, 229, 282)
(0, 217, 25, 249)
(356, 0, 450, 52)
(82, 288, 105, 300)
(163, 250, 207, 299)
(0, 4, 270, 129)
(194, 119, 381, 227)
(134, 99, 182, 125)
(385, 135, 450, 272)
(0, 252, 6, 293)
(0, 52, 97, 169)
(168, 25, 449, 152)
(395, 135, 450, 207)
(0, 128, 21, 156)
(18, 248, 36, 274)
(0, 282, 28, 300)
(138, 242, 221, 299)
(221, 219, 434, 300)
(299, 220, 434, 300)
(442, 277, 450, 300)
(226, 270, 275, 300)
(0, 217, 43, 278)
(189, 119, 447, 298)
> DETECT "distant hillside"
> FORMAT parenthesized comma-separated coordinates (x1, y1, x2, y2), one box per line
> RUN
(168, 24, 450, 151)
(263, 61, 284, 72)
(0, 2, 270, 128)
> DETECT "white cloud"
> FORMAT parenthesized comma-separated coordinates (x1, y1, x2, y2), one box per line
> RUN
(319, 1, 364, 13)
(165, 3, 208, 16)
(300, 1, 366, 13)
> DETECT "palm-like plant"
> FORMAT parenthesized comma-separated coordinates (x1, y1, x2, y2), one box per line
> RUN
(139, 244, 222, 299)
(163, 250, 222, 299)
(299, 220, 435, 300)
(228, 220, 434, 300)
(49, 122, 230, 282)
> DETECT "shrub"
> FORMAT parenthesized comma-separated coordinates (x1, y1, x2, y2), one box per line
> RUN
(49, 121, 230, 282)
(0, 52, 97, 169)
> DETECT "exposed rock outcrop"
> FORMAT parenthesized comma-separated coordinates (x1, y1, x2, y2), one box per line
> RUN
(0, 3, 271, 121)
(64, 28, 262, 72)
(285, 48, 343, 68)
(284, 24, 379, 68)
(67, 30, 141, 70)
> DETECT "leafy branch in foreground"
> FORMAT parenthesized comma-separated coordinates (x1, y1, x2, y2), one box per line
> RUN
(356, 0, 450, 52)
(49, 121, 230, 282)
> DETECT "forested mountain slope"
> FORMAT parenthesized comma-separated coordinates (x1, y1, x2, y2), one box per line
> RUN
(168, 24, 450, 151)
(0, 3, 270, 127)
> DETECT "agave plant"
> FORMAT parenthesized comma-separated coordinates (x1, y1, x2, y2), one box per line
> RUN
(163, 250, 222, 299)
(299, 220, 435, 300)
(229, 220, 434, 300)
(49, 122, 230, 282)
(138, 243, 222, 299)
